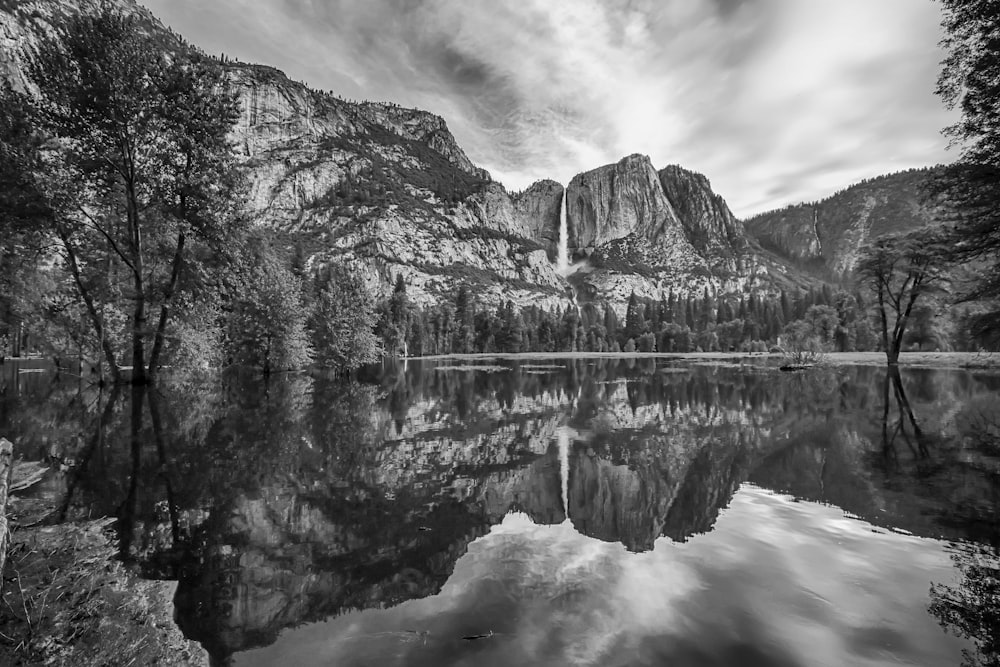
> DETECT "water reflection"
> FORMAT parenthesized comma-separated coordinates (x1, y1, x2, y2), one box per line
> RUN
(1, 359, 999, 665)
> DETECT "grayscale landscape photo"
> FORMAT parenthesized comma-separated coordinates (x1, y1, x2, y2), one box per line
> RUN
(1, 1, 999, 666)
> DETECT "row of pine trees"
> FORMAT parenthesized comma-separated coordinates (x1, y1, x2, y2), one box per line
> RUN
(375, 278, 894, 357)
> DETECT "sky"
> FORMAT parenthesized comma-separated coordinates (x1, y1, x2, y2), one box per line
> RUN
(144, 0, 959, 218)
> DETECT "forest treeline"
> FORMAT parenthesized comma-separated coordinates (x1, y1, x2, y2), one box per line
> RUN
(374, 278, 977, 358)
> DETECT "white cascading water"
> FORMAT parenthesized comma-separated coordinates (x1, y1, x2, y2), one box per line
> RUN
(557, 187, 569, 274)
(558, 427, 570, 522)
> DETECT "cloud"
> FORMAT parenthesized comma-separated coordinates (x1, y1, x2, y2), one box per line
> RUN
(144, 0, 958, 217)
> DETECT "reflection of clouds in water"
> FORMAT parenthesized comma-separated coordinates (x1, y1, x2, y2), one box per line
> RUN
(445, 513, 702, 665)
(238, 488, 968, 667)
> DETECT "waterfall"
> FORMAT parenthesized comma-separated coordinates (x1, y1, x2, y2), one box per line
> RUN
(557, 187, 569, 274)
(558, 427, 570, 522)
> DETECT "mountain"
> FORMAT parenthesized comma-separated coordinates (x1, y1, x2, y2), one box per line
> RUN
(1, 0, 941, 317)
(0, 0, 575, 311)
(563, 154, 778, 306)
(743, 168, 940, 279)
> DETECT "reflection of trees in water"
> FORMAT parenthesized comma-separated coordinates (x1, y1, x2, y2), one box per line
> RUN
(928, 392, 1000, 667)
(880, 367, 930, 469)
(5, 361, 1000, 661)
(930, 543, 1000, 667)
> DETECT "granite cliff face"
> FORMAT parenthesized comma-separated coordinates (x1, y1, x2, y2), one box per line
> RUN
(561, 154, 773, 308)
(744, 168, 938, 278)
(219, 61, 572, 309)
(567, 154, 690, 254)
(511, 180, 564, 261)
(658, 165, 749, 272)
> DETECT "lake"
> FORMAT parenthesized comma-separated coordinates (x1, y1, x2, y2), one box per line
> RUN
(2, 357, 999, 666)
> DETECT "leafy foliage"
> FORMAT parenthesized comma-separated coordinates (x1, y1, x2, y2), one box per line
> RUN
(225, 247, 312, 373)
(10, 7, 240, 381)
(935, 1, 1000, 347)
(309, 263, 379, 372)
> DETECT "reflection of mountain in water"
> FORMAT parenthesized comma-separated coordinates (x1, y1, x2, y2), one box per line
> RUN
(3, 360, 998, 663)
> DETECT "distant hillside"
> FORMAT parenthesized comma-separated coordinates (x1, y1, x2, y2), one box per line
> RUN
(743, 168, 941, 279)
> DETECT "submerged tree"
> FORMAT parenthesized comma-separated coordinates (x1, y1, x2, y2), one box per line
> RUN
(20, 8, 240, 382)
(856, 231, 949, 364)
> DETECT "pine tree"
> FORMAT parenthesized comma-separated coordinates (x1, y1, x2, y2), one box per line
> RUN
(625, 291, 643, 342)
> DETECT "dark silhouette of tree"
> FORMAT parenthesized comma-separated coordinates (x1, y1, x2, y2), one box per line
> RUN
(856, 231, 950, 364)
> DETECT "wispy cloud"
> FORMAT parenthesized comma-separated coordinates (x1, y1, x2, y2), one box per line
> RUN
(146, 0, 958, 217)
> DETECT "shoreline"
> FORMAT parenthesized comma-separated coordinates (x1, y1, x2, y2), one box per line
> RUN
(402, 351, 1000, 370)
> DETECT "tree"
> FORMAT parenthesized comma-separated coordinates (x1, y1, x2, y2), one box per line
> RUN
(309, 263, 379, 373)
(930, 543, 1000, 667)
(856, 231, 949, 364)
(804, 305, 839, 349)
(780, 320, 824, 365)
(22, 9, 239, 382)
(226, 249, 311, 374)
(625, 292, 643, 342)
(905, 304, 951, 351)
(382, 274, 410, 355)
(454, 284, 475, 354)
(935, 1, 1000, 347)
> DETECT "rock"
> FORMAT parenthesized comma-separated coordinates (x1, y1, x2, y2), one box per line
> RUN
(567, 153, 687, 252)
(511, 179, 564, 261)
(658, 165, 749, 272)
(356, 101, 488, 178)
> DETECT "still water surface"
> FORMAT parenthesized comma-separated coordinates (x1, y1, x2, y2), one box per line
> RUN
(2, 358, 999, 666)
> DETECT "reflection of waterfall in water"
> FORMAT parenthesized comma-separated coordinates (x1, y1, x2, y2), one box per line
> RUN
(558, 427, 570, 522)
(557, 187, 569, 275)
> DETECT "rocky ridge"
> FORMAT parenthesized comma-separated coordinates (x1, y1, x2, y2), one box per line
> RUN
(744, 168, 939, 278)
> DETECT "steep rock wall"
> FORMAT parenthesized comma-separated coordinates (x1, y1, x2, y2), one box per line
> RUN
(658, 165, 749, 272)
(511, 180, 564, 261)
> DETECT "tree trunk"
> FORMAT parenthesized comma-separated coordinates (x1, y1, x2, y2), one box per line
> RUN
(126, 185, 147, 385)
(58, 230, 121, 382)
(147, 232, 186, 381)
(0, 437, 13, 578)
(886, 345, 900, 365)
(132, 279, 147, 384)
